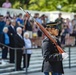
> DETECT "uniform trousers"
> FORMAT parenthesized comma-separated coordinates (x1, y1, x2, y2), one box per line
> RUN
(52, 72, 62, 75)
(44, 72, 52, 75)
(44, 72, 62, 75)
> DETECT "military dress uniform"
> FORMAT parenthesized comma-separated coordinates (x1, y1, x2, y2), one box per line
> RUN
(41, 22, 64, 75)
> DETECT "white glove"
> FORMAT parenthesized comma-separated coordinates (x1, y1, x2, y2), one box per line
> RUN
(62, 52, 68, 60)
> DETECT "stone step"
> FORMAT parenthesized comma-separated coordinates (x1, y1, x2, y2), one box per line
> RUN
(0, 47, 76, 75)
(63, 63, 76, 68)
(0, 60, 41, 73)
(0, 64, 14, 69)
(0, 64, 41, 74)
(0, 67, 14, 73)
(0, 71, 25, 75)
(0, 67, 41, 75)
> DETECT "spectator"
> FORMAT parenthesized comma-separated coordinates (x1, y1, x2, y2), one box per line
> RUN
(65, 18, 73, 34)
(5, 19, 11, 27)
(24, 13, 32, 31)
(60, 25, 69, 47)
(24, 12, 32, 38)
(23, 32, 32, 69)
(2, 0, 12, 8)
(16, 13, 24, 27)
(6, 11, 12, 19)
(8, 19, 16, 63)
(64, 18, 74, 46)
(40, 14, 48, 27)
(72, 15, 76, 27)
(0, 15, 6, 47)
(34, 13, 42, 24)
(34, 13, 42, 48)
(15, 27, 25, 71)
(55, 13, 64, 36)
(71, 15, 76, 37)
(1, 27, 10, 65)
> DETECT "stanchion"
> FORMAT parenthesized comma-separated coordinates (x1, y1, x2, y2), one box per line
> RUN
(0, 43, 37, 74)
(25, 48, 28, 75)
(15, 48, 17, 71)
(68, 45, 71, 68)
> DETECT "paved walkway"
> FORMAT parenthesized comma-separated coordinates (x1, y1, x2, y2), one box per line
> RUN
(21, 67, 76, 75)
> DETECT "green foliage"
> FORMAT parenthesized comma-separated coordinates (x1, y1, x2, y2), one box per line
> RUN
(13, 1, 20, 9)
(0, 0, 5, 7)
(0, 0, 76, 12)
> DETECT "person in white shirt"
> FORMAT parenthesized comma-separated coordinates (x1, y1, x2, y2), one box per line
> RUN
(23, 32, 32, 68)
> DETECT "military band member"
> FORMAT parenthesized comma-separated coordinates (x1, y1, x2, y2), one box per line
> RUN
(42, 22, 68, 75)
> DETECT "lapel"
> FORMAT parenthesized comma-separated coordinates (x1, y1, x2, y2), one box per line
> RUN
(10, 26, 15, 32)
(17, 34, 23, 39)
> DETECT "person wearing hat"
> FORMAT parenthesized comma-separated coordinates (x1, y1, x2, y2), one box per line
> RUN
(42, 22, 68, 75)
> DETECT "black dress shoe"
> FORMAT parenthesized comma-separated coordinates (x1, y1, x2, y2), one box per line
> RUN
(9, 62, 14, 64)
(16, 68, 23, 71)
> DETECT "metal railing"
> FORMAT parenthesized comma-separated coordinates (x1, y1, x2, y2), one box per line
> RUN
(0, 42, 41, 75)
(63, 45, 76, 68)
(0, 43, 76, 75)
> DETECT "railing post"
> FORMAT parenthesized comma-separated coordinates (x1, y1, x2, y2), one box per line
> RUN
(15, 48, 17, 71)
(68, 46, 71, 68)
(25, 49, 28, 75)
(75, 36, 76, 46)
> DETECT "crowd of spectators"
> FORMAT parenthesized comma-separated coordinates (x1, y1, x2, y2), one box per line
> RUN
(1, 0, 76, 47)
(0, 12, 49, 47)
(1, 11, 76, 47)
(0, 11, 49, 70)
(56, 13, 76, 46)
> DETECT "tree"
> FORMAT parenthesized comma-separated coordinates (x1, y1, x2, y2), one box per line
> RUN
(0, 0, 76, 12)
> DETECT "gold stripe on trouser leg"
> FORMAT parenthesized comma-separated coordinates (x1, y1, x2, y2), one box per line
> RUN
(49, 72, 52, 75)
